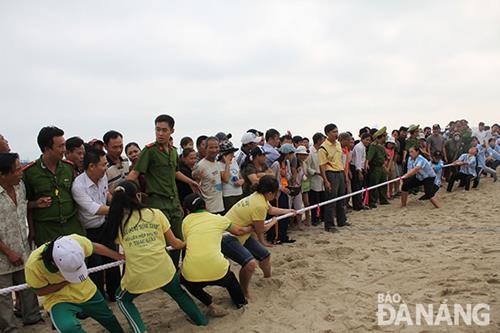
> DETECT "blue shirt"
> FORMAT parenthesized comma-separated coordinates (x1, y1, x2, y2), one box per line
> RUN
(476, 144, 486, 167)
(432, 160, 444, 186)
(487, 147, 500, 161)
(407, 155, 436, 181)
(457, 153, 477, 176)
(262, 143, 280, 168)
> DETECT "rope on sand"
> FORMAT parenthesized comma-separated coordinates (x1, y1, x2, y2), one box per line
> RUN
(0, 163, 457, 295)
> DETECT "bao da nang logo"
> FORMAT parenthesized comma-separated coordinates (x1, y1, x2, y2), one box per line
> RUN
(377, 293, 490, 327)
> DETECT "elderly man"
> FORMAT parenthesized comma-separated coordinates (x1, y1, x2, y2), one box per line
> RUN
(0, 153, 42, 331)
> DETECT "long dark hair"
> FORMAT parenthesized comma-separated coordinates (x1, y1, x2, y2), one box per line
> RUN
(105, 180, 148, 247)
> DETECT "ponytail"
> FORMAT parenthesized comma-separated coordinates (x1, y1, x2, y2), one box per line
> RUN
(104, 181, 145, 247)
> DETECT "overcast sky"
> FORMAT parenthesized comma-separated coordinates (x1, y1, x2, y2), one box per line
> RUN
(1, 1, 499, 159)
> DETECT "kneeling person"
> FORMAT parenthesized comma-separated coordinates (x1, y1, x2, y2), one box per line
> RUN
(24, 234, 124, 333)
(401, 147, 441, 209)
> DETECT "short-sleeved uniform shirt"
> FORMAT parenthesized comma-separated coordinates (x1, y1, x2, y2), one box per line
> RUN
(24, 234, 95, 311)
(407, 155, 436, 181)
(133, 142, 180, 209)
(432, 161, 444, 186)
(457, 154, 477, 176)
(224, 192, 270, 244)
(23, 157, 77, 223)
(116, 208, 176, 294)
(181, 211, 232, 282)
(318, 139, 343, 172)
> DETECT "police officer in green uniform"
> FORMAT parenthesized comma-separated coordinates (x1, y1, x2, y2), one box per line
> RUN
(366, 127, 390, 208)
(403, 124, 420, 167)
(23, 127, 85, 246)
(127, 115, 199, 267)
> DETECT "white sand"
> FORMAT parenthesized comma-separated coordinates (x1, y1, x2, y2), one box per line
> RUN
(23, 178, 499, 332)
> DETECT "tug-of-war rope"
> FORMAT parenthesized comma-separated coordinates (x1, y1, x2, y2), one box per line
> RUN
(0, 163, 466, 296)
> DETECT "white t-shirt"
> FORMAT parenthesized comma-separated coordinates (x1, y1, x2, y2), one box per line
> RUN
(193, 158, 224, 213)
(218, 159, 243, 197)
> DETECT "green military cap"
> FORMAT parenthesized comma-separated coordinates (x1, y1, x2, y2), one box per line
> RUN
(408, 124, 420, 132)
(373, 126, 387, 138)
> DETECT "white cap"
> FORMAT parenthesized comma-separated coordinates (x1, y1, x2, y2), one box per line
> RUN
(386, 136, 396, 144)
(295, 145, 309, 155)
(53, 236, 88, 284)
(241, 132, 261, 145)
(418, 133, 426, 140)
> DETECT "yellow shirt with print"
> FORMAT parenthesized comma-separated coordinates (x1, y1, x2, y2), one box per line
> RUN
(225, 192, 269, 244)
(181, 211, 232, 282)
(318, 139, 344, 172)
(116, 208, 176, 294)
(24, 234, 96, 312)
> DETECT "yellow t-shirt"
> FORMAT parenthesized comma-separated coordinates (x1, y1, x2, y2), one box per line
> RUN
(24, 234, 96, 312)
(225, 192, 269, 244)
(318, 139, 344, 172)
(181, 211, 232, 282)
(116, 208, 176, 294)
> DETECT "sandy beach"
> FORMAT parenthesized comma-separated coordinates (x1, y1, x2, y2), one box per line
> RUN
(22, 177, 499, 333)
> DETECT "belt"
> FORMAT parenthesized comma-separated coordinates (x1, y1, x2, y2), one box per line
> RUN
(326, 170, 343, 173)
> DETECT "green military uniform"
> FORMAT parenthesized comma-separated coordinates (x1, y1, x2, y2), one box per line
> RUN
(23, 157, 85, 246)
(366, 142, 389, 208)
(405, 136, 419, 152)
(133, 142, 183, 266)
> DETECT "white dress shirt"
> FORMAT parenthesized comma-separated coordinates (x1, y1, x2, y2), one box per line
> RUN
(351, 141, 367, 171)
(72, 172, 108, 229)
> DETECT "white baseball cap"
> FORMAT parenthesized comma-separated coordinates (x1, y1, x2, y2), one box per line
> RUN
(53, 236, 88, 284)
(241, 132, 261, 145)
(386, 136, 396, 144)
(295, 145, 309, 155)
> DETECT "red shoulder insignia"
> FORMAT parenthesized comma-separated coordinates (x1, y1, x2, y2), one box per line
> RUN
(146, 142, 156, 148)
(62, 159, 74, 166)
(22, 161, 36, 171)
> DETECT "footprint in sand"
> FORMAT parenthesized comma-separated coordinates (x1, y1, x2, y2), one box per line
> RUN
(486, 278, 500, 284)
(287, 259, 310, 269)
(325, 246, 354, 258)
(315, 239, 330, 245)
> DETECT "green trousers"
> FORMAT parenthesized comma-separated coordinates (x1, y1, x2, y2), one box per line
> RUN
(368, 166, 389, 207)
(146, 195, 184, 267)
(50, 290, 123, 333)
(115, 273, 207, 333)
(161, 207, 183, 266)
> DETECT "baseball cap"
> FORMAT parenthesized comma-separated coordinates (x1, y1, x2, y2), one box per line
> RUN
(386, 136, 396, 144)
(241, 132, 261, 145)
(53, 236, 88, 284)
(219, 141, 239, 154)
(278, 143, 296, 154)
(418, 133, 426, 140)
(215, 132, 232, 142)
(295, 146, 309, 155)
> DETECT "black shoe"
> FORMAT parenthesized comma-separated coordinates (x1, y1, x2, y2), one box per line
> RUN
(338, 222, 351, 227)
(380, 201, 390, 205)
(369, 204, 377, 209)
(282, 238, 296, 243)
(325, 228, 338, 233)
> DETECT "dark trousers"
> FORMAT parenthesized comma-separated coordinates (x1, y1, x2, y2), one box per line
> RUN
(86, 225, 121, 301)
(447, 172, 473, 191)
(180, 270, 247, 308)
(266, 192, 290, 241)
(350, 164, 364, 210)
(472, 165, 481, 188)
(368, 166, 388, 207)
(309, 190, 325, 224)
(324, 171, 347, 229)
